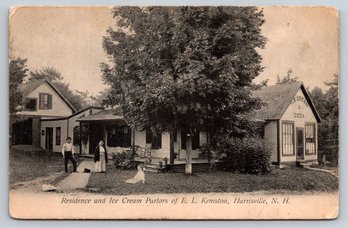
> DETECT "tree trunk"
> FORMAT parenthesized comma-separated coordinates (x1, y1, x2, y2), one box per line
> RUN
(185, 134, 192, 174)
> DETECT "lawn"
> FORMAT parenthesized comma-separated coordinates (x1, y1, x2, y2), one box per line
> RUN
(86, 165, 338, 195)
(9, 145, 81, 186)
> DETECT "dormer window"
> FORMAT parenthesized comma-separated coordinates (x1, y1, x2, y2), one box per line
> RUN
(39, 93, 52, 109)
(24, 98, 37, 111)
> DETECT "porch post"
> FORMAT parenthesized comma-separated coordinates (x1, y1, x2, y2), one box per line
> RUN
(79, 122, 82, 154)
(207, 132, 211, 163)
(169, 129, 174, 165)
(132, 126, 135, 154)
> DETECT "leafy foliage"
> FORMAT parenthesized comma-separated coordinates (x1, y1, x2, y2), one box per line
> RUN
(9, 58, 28, 115)
(112, 151, 137, 170)
(73, 124, 90, 146)
(102, 7, 267, 173)
(102, 6, 266, 131)
(28, 67, 88, 110)
(201, 135, 271, 174)
(276, 68, 298, 84)
(310, 74, 339, 165)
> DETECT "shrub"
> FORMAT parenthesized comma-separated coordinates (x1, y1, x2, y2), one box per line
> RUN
(214, 135, 271, 174)
(112, 151, 137, 170)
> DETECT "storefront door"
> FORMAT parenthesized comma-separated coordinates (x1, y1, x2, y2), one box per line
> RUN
(296, 128, 304, 160)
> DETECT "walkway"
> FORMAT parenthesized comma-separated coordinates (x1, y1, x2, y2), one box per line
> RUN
(56, 160, 94, 191)
(306, 167, 339, 178)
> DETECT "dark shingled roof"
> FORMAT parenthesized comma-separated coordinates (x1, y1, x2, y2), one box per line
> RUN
(77, 109, 125, 122)
(19, 79, 46, 97)
(19, 79, 77, 112)
(252, 82, 321, 122)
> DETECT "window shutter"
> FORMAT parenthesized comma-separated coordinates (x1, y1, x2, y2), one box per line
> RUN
(181, 130, 186, 150)
(48, 94, 53, 109)
(39, 94, 43, 109)
(192, 131, 200, 150)
(146, 129, 152, 144)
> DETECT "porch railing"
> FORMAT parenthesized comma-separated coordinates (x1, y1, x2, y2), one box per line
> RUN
(132, 145, 152, 159)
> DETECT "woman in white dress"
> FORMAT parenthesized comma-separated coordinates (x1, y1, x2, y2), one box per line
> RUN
(94, 140, 108, 172)
(126, 164, 145, 184)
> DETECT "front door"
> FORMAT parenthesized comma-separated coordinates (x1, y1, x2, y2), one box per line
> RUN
(45, 127, 53, 151)
(296, 128, 304, 160)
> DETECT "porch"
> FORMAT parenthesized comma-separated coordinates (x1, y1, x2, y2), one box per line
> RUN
(76, 109, 205, 164)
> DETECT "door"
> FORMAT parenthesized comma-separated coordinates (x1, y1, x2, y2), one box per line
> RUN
(296, 128, 304, 160)
(89, 122, 104, 154)
(45, 127, 53, 151)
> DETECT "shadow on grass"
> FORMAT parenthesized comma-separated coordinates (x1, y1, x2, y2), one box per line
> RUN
(85, 165, 338, 195)
(9, 145, 82, 186)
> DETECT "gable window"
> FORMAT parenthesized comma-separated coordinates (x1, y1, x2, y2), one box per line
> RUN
(305, 124, 316, 155)
(24, 98, 37, 111)
(146, 129, 162, 149)
(107, 125, 131, 148)
(282, 122, 294, 155)
(39, 93, 52, 109)
(56, 127, 61, 145)
(181, 130, 200, 150)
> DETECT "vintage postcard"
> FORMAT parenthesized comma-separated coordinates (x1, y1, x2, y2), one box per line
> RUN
(8, 6, 339, 219)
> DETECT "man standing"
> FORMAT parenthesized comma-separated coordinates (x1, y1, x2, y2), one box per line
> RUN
(62, 137, 77, 172)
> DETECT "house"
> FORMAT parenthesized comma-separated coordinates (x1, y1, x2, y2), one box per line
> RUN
(21, 80, 320, 168)
(11, 80, 76, 146)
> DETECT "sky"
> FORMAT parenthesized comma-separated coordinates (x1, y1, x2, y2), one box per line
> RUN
(9, 6, 339, 94)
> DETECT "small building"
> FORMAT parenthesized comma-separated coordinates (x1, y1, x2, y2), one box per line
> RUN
(253, 82, 321, 167)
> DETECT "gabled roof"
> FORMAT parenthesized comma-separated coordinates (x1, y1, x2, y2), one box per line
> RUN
(252, 82, 321, 123)
(76, 109, 124, 122)
(19, 79, 77, 112)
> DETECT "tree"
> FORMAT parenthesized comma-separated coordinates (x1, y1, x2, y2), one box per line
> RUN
(9, 58, 28, 115)
(102, 6, 266, 173)
(28, 67, 88, 110)
(276, 68, 298, 84)
(310, 74, 339, 165)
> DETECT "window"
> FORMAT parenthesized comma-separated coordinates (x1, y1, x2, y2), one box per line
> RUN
(282, 122, 294, 155)
(181, 130, 200, 150)
(145, 129, 162, 149)
(24, 98, 36, 111)
(305, 124, 316, 155)
(107, 126, 131, 147)
(56, 127, 61, 145)
(39, 93, 52, 109)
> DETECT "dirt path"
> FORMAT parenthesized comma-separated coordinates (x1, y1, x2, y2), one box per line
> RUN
(306, 167, 339, 178)
(56, 160, 94, 191)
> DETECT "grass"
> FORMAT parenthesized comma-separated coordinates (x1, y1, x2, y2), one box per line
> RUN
(9, 145, 81, 186)
(86, 165, 338, 195)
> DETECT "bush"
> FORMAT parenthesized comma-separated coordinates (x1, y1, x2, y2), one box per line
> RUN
(215, 136, 271, 174)
(112, 151, 137, 170)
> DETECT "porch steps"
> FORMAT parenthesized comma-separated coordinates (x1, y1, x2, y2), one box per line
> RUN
(144, 164, 162, 173)
(168, 163, 211, 173)
(296, 160, 318, 168)
(143, 161, 230, 173)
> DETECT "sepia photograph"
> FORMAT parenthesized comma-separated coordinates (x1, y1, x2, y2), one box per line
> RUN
(8, 6, 339, 219)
